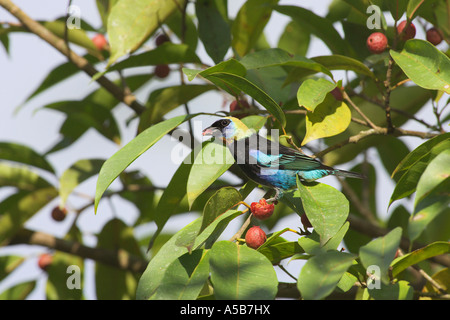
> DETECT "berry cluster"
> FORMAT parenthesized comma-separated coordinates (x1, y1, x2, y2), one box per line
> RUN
(366, 20, 443, 54)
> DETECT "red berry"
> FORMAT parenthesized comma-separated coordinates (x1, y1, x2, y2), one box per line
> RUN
(301, 214, 312, 229)
(366, 32, 388, 54)
(38, 253, 52, 271)
(92, 34, 108, 51)
(397, 20, 416, 41)
(155, 34, 170, 46)
(51, 206, 67, 222)
(426, 28, 442, 45)
(154, 64, 170, 78)
(251, 199, 275, 220)
(245, 226, 267, 249)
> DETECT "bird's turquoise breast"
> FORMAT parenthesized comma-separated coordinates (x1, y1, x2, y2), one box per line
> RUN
(259, 168, 298, 190)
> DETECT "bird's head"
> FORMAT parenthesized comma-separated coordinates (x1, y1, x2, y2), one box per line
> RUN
(202, 117, 252, 142)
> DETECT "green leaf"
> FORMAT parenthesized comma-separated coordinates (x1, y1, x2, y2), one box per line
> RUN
(258, 239, 304, 264)
(196, 0, 231, 64)
(0, 187, 58, 244)
(391, 132, 450, 179)
(59, 159, 104, 207)
(137, 212, 242, 299)
(184, 58, 246, 81)
(296, 178, 349, 245)
(391, 241, 450, 278)
(0, 255, 25, 282)
(367, 280, 414, 300)
(200, 187, 242, 234)
(297, 78, 336, 111)
(187, 140, 235, 208)
(107, 43, 200, 74)
(150, 249, 210, 300)
(95, 218, 142, 299)
(231, 0, 280, 57)
(209, 241, 278, 300)
(240, 48, 332, 79)
(389, 138, 450, 206)
(138, 84, 215, 132)
(311, 54, 377, 79)
(0, 142, 55, 173)
(297, 251, 355, 300)
(95, 114, 195, 213)
(107, 0, 186, 65)
(0, 281, 36, 300)
(409, 178, 450, 241)
(390, 39, 450, 94)
(414, 149, 450, 207)
(302, 95, 351, 146)
(359, 227, 402, 284)
(275, 5, 348, 55)
(278, 20, 310, 56)
(0, 163, 53, 191)
(46, 250, 83, 300)
(205, 72, 286, 126)
(298, 222, 349, 255)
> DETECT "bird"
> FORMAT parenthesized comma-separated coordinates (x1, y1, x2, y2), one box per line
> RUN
(202, 117, 364, 202)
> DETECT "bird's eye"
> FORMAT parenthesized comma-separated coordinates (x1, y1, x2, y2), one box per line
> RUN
(221, 120, 230, 126)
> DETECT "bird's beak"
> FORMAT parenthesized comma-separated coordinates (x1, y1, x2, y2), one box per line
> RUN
(202, 126, 220, 136)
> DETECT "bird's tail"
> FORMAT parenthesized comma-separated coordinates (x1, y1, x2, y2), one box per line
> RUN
(333, 169, 365, 179)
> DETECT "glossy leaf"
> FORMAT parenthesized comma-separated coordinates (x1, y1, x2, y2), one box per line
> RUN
(275, 5, 348, 55)
(0, 163, 53, 191)
(391, 132, 450, 179)
(389, 139, 450, 206)
(200, 187, 242, 234)
(107, 0, 186, 65)
(359, 227, 402, 284)
(231, 0, 279, 57)
(414, 149, 450, 207)
(59, 159, 104, 207)
(187, 140, 234, 208)
(150, 249, 210, 300)
(0, 281, 36, 300)
(0, 142, 54, 173)
(297, 78, 336, 112)
(298, 222, 349, 255)
(106, 43, 200, 74)
(240, 48, 332, 79)
(196, 0, 231, 64)
(138, 84, 215, 132)
(296, 178, 349, 245)
(137, 212, 242, 299)
(0, 188, 58, 244)
(0, 255, 25, 282)
(390, 39, 450, 94)
(391, 241, 450, 277)
(95, 114, 196, 213)
(297, 251, 355, 300)
(95, 219, 142, 299)
(311, 54, 376, 79)
(409, 178, 450, 241)
(302, 95, 351, 146)
(278, 20, 310, 56)
(368, 280, 414, 300)
(209, 241, 278, 300)
(206, 72, 286, 126)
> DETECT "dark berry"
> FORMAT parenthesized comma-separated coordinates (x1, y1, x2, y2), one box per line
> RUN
(154, 64, 170, 78)
(51, 206, 67, 222)
(397, 20, 416, 41)
(426, 28, 443, 45)
(155, 34, 170, 46)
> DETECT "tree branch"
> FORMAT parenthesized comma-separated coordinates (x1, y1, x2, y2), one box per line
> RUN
(6, 229, 148, 273)
(0, 0, 145, 115)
